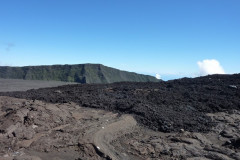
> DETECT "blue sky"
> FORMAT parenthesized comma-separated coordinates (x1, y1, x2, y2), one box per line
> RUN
(0, 0, 239, 80)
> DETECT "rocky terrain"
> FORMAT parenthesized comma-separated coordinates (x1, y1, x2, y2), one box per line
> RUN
(0, 74, 239, 159)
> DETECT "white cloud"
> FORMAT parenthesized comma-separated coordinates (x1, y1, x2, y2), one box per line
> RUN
(197, 59, 225, 76)
(155, 73, 161, 79)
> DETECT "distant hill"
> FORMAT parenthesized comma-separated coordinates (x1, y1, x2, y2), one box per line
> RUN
(0, 64, 159, 83)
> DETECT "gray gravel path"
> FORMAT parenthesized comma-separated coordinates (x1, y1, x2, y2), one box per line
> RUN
(0, 79, 76, 92)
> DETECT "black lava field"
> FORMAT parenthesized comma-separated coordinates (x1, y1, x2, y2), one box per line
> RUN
(1, 74, 240, 133)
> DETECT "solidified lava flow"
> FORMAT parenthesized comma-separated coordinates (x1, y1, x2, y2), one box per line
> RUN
(1, 74, 240, 133)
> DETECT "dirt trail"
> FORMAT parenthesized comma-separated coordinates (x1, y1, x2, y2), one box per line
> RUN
(0, 96, 138, 160)
(93, 115, 137, 160)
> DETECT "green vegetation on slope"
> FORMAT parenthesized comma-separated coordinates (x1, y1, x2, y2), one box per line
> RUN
(0, 64, 159, 83)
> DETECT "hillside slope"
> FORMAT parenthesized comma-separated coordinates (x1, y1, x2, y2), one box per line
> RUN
(0, 64, 159, 83)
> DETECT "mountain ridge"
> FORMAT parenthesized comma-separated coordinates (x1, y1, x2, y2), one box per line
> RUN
(0, 64, 159, 83)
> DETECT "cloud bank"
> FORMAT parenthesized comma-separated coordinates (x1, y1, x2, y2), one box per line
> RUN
(197, 59, 225, 76)
(155, 73, 161, 79)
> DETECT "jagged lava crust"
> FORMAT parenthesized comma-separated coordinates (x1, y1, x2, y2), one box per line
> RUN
(1, 74, 240, 133)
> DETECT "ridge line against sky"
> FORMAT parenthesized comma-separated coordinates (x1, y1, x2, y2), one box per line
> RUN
(0, 0, 239, 80)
